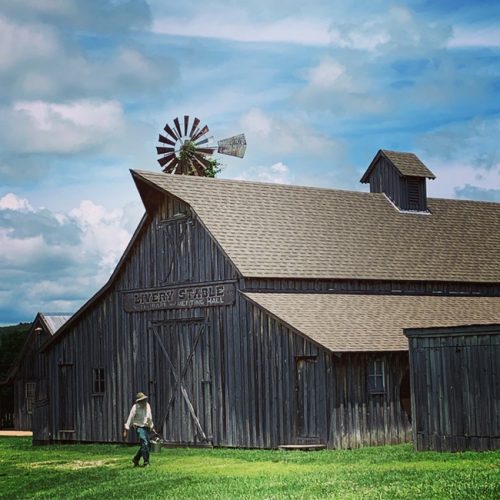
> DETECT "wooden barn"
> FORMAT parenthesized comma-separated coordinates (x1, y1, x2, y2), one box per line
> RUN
(405, 323, 500, 452)
(1, 313, 70, 431)
(36, 150, 500, 449)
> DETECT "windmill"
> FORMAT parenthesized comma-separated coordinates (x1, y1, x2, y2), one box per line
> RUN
(156, 115, 247, 176)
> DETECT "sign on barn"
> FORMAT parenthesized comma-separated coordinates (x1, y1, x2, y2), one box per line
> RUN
(123, 282, 236, 312)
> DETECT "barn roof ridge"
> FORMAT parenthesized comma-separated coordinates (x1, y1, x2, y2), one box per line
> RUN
(131, 168, 373, 196)
(132, 169, 500, 283)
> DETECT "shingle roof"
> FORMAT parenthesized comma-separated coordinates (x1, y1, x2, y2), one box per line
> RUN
(41, 314, 71, 335)
(360, 150, 436, 182)
(132, 170, 500, 283)
(243, 293, 500, 351)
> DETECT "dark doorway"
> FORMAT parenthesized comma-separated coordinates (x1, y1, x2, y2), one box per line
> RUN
(294, 356, 319, 441)
(400, 369, 411, 423)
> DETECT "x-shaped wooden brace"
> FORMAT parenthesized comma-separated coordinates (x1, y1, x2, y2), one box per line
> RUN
(157, 218, 191, 285)
(151, 322, 209, 442)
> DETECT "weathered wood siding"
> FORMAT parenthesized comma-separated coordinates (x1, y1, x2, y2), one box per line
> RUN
(13, 328, 50, 431)
(42, 189, 411, 448)
(235, 301, 411, 448)
(45, 191, 238, 444)
(406, 324, 500, 452)
(368, 157, 427, 211)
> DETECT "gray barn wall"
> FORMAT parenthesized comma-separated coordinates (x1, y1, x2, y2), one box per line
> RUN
(45, 192, 238, 444)
(407, 326, 500, 452)
(13, 328, 50, 431)
(368, 157, 427, 212)
(43, 189, 411, 448)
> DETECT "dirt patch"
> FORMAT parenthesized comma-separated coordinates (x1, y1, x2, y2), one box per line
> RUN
(30, 459, 118, 470)
(0, 431, 32, 437)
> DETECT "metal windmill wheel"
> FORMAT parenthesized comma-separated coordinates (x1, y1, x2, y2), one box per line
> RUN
(157, 115, 246, 175)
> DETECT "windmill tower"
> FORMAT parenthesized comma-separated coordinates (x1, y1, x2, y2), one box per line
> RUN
(157, 116, 247, 176)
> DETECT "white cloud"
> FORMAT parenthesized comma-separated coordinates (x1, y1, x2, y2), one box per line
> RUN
(0, 195, 135, 322)
(69, 200, 132, 269)
(233, 161, 293, 184)
(0, 193, 34, 212)
(307, 58, 347, 89)
(298, 57, 387, 115)
(240, 108, 343, 156)
(153, 14, 331, 46)
(427, 160, 500, 200)
(6, 99, 125, 153)
(0, 230, 47, 266)
(329, 23, 390, 52)
(448, 26, 500, 48)
(14, 100, 123, 131)
(418, 116, 500, 200)
(310, 6, 451, 55)
(0, 15, 59, 71)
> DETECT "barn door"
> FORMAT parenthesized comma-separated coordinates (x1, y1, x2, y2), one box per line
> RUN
(294, 356, 319, 442)
(150, 319, 212, 445)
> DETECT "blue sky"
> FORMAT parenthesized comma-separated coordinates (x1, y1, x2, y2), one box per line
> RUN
(0, 0, 499, 324)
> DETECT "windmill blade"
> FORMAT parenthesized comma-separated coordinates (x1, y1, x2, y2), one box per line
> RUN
(158, 153, 175, 167)
(189, 117, 200, 137)
(163, 124, 178, 141)
(218, 134, 247, 158)
(177, 159, 192, 175)
(190, 156, 206, 176)
(162, 157, 178, 173)
(195, 147, 216, 155)
(156, 147, 175, 155)
(194, 135, 214, 146)
(184, 115, 189, 136)
(158, 134, 176, 146)
(173, 117, 183, 138)
(193, 151, 212, 166)
(192, 124, 209, 142)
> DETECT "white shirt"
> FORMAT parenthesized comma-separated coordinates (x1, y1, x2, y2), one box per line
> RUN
(125, 402, 154, 430)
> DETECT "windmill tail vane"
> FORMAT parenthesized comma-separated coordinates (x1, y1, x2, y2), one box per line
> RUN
(157, 115, 247, 176)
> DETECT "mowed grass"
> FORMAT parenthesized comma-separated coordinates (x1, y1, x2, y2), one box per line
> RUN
(1, 437, 499, 499)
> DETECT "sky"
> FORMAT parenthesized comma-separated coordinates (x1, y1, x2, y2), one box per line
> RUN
(0, 0, 499, 325)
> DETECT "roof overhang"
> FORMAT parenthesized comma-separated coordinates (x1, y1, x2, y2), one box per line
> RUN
(242, 292, 500, 353)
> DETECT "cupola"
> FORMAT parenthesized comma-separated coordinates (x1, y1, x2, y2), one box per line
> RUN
(360, 150, 435, 212)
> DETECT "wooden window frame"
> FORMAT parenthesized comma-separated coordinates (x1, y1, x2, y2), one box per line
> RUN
(25, 382, 36, 414)
(92, 368, 105, 395)
(367, 359, 386, 394)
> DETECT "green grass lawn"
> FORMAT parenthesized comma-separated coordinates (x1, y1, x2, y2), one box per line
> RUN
(1, 437, 499, 499)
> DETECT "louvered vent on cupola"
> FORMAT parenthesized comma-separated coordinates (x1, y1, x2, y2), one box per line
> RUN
(360, 150, 436, 212)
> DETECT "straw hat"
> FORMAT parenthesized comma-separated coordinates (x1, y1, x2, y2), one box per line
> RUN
(135, 392, 148, 402)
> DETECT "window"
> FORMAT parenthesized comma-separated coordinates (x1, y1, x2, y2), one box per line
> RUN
(25, 382, 36, 414)
(367, 360, 385, 393)
(93, 368, 105, 394)
(407, 178, 420, 210)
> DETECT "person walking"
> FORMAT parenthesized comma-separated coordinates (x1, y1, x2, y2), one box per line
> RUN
(123, 392, 154, 467)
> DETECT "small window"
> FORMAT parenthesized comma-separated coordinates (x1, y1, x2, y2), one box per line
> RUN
(367, 360, 385, 393)
(93, 368, 105, 394)
(25, 382, 36, 414)
(407, 179, 420, 210)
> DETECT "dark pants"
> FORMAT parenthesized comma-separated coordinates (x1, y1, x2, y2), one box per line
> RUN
(133, 426, 150, 464)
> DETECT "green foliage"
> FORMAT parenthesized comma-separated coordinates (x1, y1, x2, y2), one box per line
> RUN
(178, 140, 197, 166)
(203, 157, 222, 178)
(0, 323, 31, 378)
(179, 141, 222, 178)
(1, 438, 499, 499)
